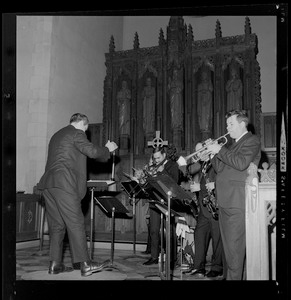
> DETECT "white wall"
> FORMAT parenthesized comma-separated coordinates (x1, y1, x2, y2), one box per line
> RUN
(16, 15, 123, 192)
(47, 16, 124, 135)
(17, 16, 53, 191)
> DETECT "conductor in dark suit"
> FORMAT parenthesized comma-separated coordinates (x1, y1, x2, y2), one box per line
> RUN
(38, 113, 118, 277)
(207, 110, 261, 280)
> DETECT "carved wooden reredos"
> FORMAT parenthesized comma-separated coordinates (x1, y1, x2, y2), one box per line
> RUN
(102, 16, 262, 172)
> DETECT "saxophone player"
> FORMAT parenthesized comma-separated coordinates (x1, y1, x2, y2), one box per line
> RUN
(186, 142, 224, 279)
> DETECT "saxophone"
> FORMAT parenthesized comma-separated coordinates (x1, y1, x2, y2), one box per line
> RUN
(201, 161, 219, 220)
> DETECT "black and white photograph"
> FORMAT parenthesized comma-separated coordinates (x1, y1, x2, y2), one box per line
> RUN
(2, 4, 288, 299)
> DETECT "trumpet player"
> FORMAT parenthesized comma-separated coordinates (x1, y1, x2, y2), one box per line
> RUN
(206, 110, 261, 280)
(185, 142, 224, 279)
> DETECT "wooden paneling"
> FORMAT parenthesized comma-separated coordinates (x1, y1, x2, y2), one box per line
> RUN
(16, 194, 41, 242)
(86, 16, 263, 243)
(260, 112, 276, 166)
(103, 16, 262, 159)
(261, 113, 276, 150)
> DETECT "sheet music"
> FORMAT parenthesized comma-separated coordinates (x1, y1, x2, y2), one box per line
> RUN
(87, 179, 115, 185)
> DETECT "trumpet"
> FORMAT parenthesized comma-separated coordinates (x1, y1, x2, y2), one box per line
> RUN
(177, 133, 230, 166)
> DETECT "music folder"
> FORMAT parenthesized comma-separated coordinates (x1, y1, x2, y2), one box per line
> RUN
(121, 180, 149, 199)
(94, 196, 132, 219)
(144, 174, 194, 213)
(87, 179, 115, 187)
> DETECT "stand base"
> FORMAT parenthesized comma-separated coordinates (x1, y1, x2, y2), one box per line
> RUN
(104, 263, 121, 272)
(144, 271, 173, 280)
(144, 272, 162, 279)
(31, 250, 47, 257)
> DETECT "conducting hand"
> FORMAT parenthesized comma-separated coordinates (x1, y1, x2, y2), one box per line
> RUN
(105, 140, 118, 152)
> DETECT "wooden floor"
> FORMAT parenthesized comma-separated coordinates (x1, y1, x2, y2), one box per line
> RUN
(14, 240, 279, 300)
(16, 240, 219, 281)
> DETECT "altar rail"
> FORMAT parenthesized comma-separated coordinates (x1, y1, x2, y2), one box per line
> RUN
(245, 162, 276, 280)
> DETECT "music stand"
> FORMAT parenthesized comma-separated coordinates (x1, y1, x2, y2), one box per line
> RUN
(94, 196, 132, 270)
(145, 174, 195, 213)
(143, 178, 183, 280)
(87, 180, 115, 259)
(121, 180, 149, 254)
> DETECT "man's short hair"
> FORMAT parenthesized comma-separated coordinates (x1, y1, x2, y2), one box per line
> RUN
(70, 113, 89, 125)
(225, 109, 249, 127)
(166, 144, 179, 161)
(153, 146, 166, 155)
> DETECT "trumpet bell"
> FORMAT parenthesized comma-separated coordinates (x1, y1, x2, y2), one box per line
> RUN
(180, 133, 229, 165)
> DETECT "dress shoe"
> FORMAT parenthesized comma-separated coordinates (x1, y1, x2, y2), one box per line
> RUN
(143, 257, 158, 265)
(190, 268, 206, 277)
(182, 265, 195, 274)
(206, 270, 223, 278)
(80, 259, 110, 277)
(48, 261, 74, 274)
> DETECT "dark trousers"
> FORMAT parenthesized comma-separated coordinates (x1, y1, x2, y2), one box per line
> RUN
(145, 218, 151, 252)
(43, 188, 89, 263)
(149, 206, 177, 267)
(194, 212, 223, 272)
(219, 207, 246, 280)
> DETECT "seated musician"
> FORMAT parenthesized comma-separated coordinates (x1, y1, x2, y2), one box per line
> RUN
(141, 155, 154, 254)
(143, 144, 182, 273)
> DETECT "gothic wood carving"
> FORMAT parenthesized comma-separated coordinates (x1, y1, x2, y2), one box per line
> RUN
(102, 16, 262, 172)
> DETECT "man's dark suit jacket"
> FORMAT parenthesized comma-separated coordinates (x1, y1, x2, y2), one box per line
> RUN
(211, 131, 261, 209)
(38, 125, 110, 199)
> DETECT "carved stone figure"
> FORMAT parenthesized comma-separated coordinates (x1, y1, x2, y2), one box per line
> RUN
(117, 80, 131, 135)
(142, 77, 156, 134)
(197, 71, 213, 132)
(168, 69, 183, 130)
(226, 68, 243, 111)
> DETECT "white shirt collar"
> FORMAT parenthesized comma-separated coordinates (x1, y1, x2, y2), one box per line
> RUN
(235, 131, 248, 143)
